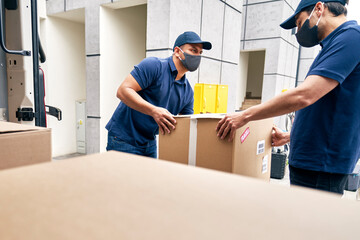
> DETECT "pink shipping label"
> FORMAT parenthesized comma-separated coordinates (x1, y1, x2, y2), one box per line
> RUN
(240, 127, 250, 143)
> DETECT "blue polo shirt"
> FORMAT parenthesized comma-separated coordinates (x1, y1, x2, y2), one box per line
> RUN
(289, 21, 360, 174)
(106, 56, 194, 147)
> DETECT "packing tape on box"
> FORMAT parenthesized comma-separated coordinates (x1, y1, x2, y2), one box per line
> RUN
(188, 118, 198, 166)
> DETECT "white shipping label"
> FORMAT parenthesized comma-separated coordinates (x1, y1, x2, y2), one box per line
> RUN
(257, 140, 265, 155)
(262, 155, 269, 174)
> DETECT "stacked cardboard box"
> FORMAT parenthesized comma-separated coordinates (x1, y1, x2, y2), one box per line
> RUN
(159, 114, 273, 181)
(0, 151, 359, 239)
(0, 121, 51, 170)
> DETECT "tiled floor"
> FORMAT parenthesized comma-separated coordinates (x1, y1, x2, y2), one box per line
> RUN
(52, 152, 85, 160)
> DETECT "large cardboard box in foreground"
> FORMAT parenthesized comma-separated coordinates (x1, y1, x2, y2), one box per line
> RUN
(0, 151, 359, 239)
(0, 121, 51, 170)
(159, 114, 273, 180)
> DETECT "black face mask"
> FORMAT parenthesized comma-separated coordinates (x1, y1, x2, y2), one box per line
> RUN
(295, 19, 320, 47)
(295, 6, 322, 48)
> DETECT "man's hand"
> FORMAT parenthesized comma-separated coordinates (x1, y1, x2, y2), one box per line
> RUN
(216, 112, 248, 141)
(151, 107, 177, 135)
(117, 75, 177, 135)
(272, 126, 290, 146)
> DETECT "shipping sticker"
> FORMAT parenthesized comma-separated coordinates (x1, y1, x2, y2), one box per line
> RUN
(257, 140, 265, 155)
(240, 127, 250, 143)
(262, 155, 269, 174)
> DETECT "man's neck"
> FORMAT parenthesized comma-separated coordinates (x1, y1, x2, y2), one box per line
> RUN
(320, 15, 347, 41)
(172, 55, 187, 80)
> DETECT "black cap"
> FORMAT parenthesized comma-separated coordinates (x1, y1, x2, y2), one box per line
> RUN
(280, 0, 347, 29)
(173, 31, 212, 51)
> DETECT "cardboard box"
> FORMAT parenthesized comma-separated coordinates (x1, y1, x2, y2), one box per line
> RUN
(0, 121, 51, 170)
(0, 151, 359, 239)
(159, 114, 273, 181)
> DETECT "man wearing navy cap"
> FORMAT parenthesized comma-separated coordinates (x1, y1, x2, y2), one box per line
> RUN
(217, 0, 360, 194)
(106, 31, 211, 158)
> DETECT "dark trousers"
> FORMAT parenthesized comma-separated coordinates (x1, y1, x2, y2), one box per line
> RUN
(289, 165, 348, 195)
(106, 133, 157, 158)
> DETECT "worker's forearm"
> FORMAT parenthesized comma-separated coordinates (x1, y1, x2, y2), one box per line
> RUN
(244, 76, 340, 122)
(243, 89, 309, 122)
(118, 88, 156, 116)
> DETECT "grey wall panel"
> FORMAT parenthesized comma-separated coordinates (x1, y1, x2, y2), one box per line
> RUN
(86, 117, 100, 154)
(201, 0, 224, 60)
(46, 0, 65, 15)
(86, 56, 100, 117)
(147, 0, 171, 50)
(198, 57, 221, 84)
(222, 5, 242, 63)
(226, 0, 243, 11)
(243, 1, 282, 40)
(169, 0, 202, 48)
(85, 6, 101, 55)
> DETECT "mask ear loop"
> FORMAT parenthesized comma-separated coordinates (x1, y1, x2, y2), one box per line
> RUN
(315, 13, 322, 26)
(308, 5, 316, 20)
(310, 2, 324, 26)
(176, 47, 185, 61)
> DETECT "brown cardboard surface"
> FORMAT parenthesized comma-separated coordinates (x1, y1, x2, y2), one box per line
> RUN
(196, 118, 233, 172)
(0, 151, 359, 240)
(159, 117, 190, 164)
(0, 121, 46, 133)
(233, 118, 273, 180)
(0, 121, 51, 170)
(159, 115, 273, 180)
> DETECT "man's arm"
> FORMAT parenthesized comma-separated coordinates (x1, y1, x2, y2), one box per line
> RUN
(117, 74, 176, 135)
(216, 75, 339, 141)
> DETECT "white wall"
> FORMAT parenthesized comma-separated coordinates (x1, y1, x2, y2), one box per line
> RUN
(348, 1, 360, 22)
(42, 16, 86, 157)
(100, 5, 147, 152)
(38, 0, 46, 19)
(238, 51, 249, 109)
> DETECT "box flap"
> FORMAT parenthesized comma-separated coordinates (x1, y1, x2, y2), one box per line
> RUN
(0, 121, 46, 134)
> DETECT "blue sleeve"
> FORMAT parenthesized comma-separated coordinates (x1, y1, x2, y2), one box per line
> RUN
(308, 28, 360, 84)
(180, 87, 194, 114)
(130, 57, 161, 89)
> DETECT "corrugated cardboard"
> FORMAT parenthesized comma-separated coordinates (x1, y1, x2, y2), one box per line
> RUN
(0, 121, 51, 170)
(159, 114, 273, 180)
(0, 151, 359, 239)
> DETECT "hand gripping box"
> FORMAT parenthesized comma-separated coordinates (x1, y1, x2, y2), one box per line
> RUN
(0, 121, 51, 170)
(159, 114, 273, 181)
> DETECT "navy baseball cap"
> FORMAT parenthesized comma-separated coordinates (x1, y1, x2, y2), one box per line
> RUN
(173, 31, 212, 51)
(280, 0, 347, 29)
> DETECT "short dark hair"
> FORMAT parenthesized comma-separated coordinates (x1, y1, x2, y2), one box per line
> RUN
(303, 1, 348, 17)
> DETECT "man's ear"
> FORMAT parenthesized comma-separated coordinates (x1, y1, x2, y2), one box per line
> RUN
(173, 46, 181, 57)
(315, 2, 325, 17)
